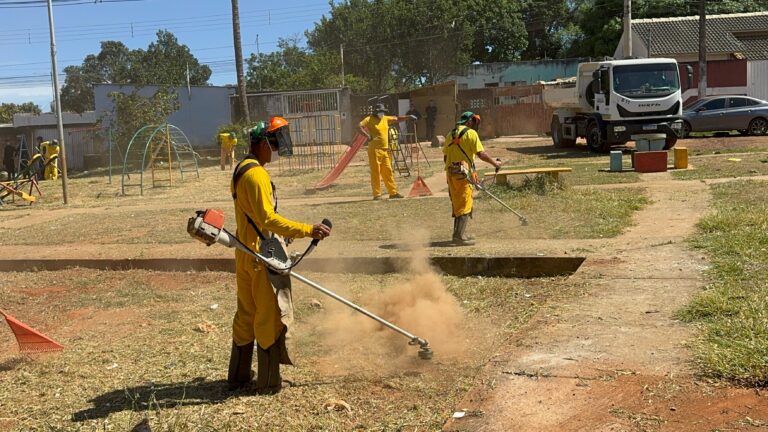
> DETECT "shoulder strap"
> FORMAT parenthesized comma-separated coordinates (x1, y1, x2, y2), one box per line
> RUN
(451, 126, 475, 169)
(231, 159, 266, 240)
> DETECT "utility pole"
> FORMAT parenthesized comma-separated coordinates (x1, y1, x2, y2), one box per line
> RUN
(340, 44, 345, 87)
(623, 0, 632, 58)
(256, 34, 261, 91)
(46, 0, 68, 204)
(698, 0, 707, 98)
(231, 0, 250, 123)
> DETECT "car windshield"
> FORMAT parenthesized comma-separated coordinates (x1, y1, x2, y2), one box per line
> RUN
(613, 63, 680, 99)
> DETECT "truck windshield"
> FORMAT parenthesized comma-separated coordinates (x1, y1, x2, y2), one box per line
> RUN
(613, 63, 680, 99)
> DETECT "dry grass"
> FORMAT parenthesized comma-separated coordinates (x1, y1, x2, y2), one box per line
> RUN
(0, 268, 580, 431)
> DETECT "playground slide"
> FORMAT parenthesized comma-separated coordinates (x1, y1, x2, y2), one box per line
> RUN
(314, 134, 367, 190)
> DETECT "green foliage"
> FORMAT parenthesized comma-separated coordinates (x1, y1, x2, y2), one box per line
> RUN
(216, 122, 252, 146)
(0, 102, 41, 124)
(679, 180, 768, 386)
(106, 87, 180, 152)
(61, 31, 211, 113)
(302, 0, 527, 94)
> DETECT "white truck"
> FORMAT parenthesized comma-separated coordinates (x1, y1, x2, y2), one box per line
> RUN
(544, 58, 693, 152)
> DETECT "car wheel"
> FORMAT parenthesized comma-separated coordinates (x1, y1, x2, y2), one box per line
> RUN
(681, 121, 691, 139)
(586, 122, 606, 153)
(748, 117, 768, 136)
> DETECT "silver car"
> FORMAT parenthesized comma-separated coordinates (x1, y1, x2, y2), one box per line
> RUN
(682, 95, 768, 138)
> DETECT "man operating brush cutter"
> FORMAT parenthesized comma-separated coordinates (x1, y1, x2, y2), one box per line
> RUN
(443, 112, 503, 246)
(228, 117, 331, 395)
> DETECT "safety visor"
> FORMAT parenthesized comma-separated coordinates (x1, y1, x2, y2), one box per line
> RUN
(268, 126, 293, 156)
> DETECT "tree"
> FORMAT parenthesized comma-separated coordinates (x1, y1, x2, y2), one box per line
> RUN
(106, 87, 180, 153)
(0, 102, 41, 124)
(520, 0, 580, 59)
(305, 0, 528, 94)
(61, 31, 211, 113)
(244, 37, 365, 92)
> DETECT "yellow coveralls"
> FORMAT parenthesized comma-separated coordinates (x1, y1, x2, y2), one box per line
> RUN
(360, 115, 399, 197)
(219, 133, 237, 171)
(443, 125, 484, 217)
(230, 158, 312, 349)
(41, 141, 60, 180)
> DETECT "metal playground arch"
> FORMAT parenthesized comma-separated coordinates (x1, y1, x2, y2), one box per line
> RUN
(121, 124, 199, 196)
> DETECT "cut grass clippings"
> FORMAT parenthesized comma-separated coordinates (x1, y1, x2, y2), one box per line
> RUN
(678, 180, 768, 386)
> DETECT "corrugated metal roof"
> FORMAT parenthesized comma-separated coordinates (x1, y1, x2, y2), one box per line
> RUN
(12, 111, 97, 127)
(633, 12, 768, 60)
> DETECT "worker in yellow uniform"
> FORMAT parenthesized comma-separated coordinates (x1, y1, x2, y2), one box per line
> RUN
(358, 103, 416, 200)
(40, 140, 61, 180)
(444, 112, 501, 245)
(219, 132, 237, 171)
(229, 116, 331, 394)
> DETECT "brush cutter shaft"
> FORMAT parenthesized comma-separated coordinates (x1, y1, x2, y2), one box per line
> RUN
(288, 272, 422, 342)
(472, 182, 529, 225)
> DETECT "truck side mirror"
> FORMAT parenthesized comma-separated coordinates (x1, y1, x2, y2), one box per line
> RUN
(686, 65, 693, 90)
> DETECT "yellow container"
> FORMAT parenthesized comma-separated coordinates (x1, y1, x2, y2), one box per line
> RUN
(674, 147, 688, 169)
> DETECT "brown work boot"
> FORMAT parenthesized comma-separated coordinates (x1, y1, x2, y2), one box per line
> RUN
(389, 193, 404, 199)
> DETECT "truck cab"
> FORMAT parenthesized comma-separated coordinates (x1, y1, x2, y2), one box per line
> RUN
(547, 58, 690, 152)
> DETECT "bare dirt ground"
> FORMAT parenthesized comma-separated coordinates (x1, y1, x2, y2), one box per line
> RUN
(2, 135, 768, 430)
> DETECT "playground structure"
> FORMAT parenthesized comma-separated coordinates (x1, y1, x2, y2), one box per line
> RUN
(120, 124, 199, 196)
(0, 150, 57, 206)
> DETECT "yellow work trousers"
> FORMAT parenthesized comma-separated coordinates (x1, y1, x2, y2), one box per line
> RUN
(220, 145, 235, 171)
(368, 147, 398, 197)
(44, 161, 58, 180)
(232, 252, 283, 349)
(447, 172, 473, 217)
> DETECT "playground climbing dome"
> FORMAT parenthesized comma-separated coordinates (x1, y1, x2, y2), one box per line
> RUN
(121, 124, 199, 196)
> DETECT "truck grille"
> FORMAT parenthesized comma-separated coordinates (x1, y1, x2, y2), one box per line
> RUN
(618, 102, 679, 118)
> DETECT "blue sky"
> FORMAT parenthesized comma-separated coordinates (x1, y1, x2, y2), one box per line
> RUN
(0, 0, 331, 111)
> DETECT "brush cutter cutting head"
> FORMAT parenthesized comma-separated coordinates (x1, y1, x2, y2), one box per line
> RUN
(410, 337, 433, 360)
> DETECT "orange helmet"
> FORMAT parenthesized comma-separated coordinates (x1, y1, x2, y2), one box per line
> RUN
(267, 116, 289, 133)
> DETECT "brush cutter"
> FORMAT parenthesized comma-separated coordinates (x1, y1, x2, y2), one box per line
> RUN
(187, 209, 433, 360)
(458, 163, 528, 225)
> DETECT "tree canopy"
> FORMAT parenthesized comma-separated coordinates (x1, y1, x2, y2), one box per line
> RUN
(0, 102, 42, 124)
(61, 31, 211, 113)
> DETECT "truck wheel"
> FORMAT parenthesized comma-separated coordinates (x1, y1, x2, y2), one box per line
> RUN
(586, 122, 606, 153)
(551, 117, 576, 148)
(663, 135, 677, 150)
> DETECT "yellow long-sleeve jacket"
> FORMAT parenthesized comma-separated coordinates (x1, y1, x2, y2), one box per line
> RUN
(231, 158, 313, 260)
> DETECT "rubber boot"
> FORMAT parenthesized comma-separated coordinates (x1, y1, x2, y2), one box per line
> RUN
(453, 214, 476, 246)
(227, 341, 254, 390)
(254, 330, 290, 395)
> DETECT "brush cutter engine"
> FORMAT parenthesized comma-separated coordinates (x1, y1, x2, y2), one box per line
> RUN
(187, 209, 227, 246)
(187, 209, 293, 273)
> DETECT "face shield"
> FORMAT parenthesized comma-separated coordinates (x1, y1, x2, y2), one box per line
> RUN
(268, 126, 293, 157)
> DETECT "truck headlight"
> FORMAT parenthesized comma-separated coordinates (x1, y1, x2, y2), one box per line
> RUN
(613, 126, 627, 132)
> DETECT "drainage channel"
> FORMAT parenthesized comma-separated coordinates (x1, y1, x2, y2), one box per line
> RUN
(0, 256, 584, 278)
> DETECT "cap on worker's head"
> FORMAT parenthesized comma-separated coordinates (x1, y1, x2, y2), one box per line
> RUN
(51, 139, 58, 144)
(373, 103, 387, 114)
(457, 111, 478, 125)
(249, 121, 268, 144)
(266, 116, 289, 133)
(37, 136, 43, 141)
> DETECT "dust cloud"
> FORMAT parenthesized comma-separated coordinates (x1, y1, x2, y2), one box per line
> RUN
(313, 229, 470, 374)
